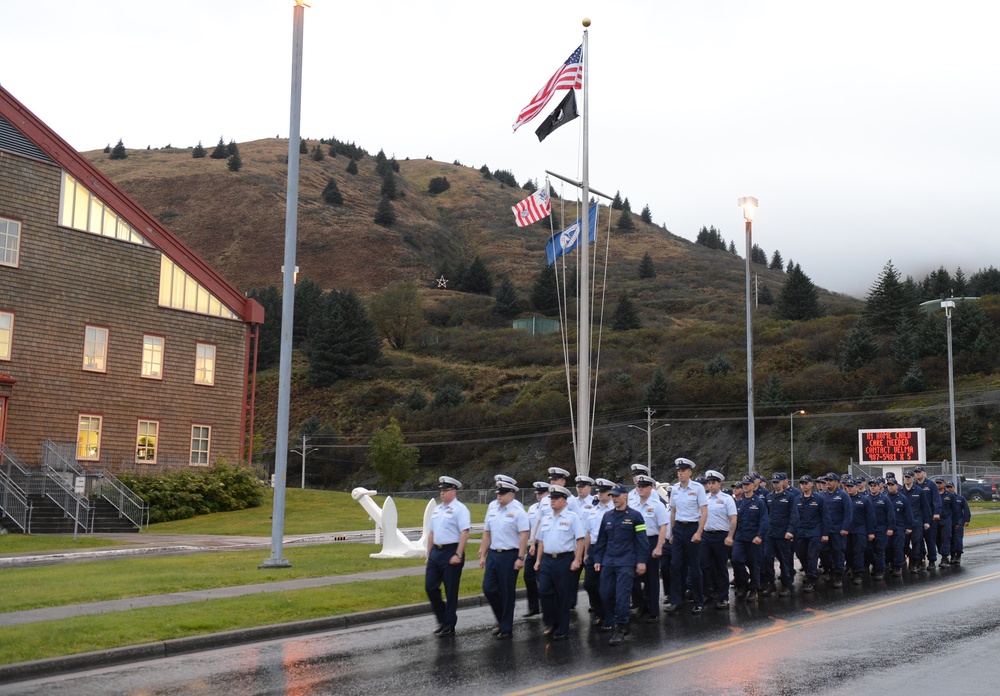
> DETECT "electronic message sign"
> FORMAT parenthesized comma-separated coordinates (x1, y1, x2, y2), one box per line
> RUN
(857, 428, 926, 464)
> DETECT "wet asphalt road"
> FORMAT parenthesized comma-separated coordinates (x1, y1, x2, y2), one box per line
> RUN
(6, 534, 1000, 696)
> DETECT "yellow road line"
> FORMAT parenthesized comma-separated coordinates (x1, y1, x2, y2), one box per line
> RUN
(508, 570, 1000, 696)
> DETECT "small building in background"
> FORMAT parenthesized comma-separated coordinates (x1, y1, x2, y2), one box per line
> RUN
(512, 316, 560, 335)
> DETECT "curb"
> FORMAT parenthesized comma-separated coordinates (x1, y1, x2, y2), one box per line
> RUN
(0, 590, 524, 685)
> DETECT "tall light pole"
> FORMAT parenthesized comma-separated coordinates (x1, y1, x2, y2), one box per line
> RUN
(943, 299, 958, 489)
(738, 196, 758, 474)
(262, 0, 309, 569)
(628, 407, 670, 479)
(789, 410, 806, 482)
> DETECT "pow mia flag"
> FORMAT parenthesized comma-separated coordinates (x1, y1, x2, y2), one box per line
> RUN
(534, 89, 579, 142)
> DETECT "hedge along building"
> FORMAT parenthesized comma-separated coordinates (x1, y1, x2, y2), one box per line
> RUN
(0, 86, 264, 469)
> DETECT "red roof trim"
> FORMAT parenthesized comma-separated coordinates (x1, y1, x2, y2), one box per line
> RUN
(0, 86, 263, 325)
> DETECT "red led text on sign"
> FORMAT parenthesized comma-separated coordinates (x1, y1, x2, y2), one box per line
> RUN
(860, 431, 919, 462)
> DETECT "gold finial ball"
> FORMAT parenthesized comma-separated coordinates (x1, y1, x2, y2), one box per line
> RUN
(582, 17, 591, 27)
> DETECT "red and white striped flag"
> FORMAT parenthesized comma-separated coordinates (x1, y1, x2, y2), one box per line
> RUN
(511, 185, 551, 227)
(512, 45, 583, 132)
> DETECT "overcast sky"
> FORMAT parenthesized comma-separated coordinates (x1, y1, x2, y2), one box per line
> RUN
(5, 1, 999, 298)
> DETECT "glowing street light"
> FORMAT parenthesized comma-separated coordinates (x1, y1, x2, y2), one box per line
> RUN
(790, 409, 806, 482)
(738, 196, 758, 473)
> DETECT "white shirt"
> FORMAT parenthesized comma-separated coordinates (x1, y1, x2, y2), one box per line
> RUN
(588, 500, 613, 544)
(429, 499, 471, 544)
(705, 491, 738, 532)
(537, 509, 586, 554)
(669, 480, 709, 522)
(484, 501, 530, 550)
(630, 493, 669, 537)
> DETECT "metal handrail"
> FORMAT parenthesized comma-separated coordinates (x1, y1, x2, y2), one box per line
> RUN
(38, 464, 92, 534)
(42, 440, 87, 477)
(95, 471, 147, 531)
(0, 469, 31, 533)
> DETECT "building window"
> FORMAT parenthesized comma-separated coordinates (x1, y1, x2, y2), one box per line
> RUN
(136, 420, 159, 463)
(141, 335, 164, 379)
(0, 217, 20, 267)
(77, 414, 102, 460)
(59, 172, 148, 246)
(0, 311, 12, 361)
(83, 326, 109, 372)
(157, 255, 239, 320)
(191, 425, 211, 466)
(195, 343, 216, 385)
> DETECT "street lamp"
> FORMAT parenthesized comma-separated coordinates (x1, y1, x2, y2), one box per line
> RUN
(738, 196, 758, 474)
(628, 407, 670, 478)
(942, 300, 958, 489)
(789, 410, 806, 482)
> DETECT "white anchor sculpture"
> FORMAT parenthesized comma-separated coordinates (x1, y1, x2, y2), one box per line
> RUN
(351, 487, 435, 559)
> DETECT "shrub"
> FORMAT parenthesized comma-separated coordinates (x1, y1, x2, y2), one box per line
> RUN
(117, 463, 265, 523)
(428, 176, 450, 194)
(110, 139, 127, 160)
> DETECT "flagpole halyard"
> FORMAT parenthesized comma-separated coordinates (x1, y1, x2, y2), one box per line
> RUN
(576, 21, 591, 478)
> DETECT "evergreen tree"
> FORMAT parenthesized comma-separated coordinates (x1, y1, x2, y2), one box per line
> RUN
(969, 266, 1000, 296)
(758, 374, 788, 415)
(479, 164, 493, 180)
(310, 144, 325, 161)
(769, 250, 784, 271)
(192, 141, 206, 158)
(103, 143, 111, 154)
(638, 252, 656, 279)
(227, 151, 242, 172)
(321, 178, 343, 205)
(531, 264, 559, 315)
(640, 204, 653, 224)
(380, 173, 398, 200)
(368, 282, 423, 349)
(644, 369, 669, 406)
(366, 418, 418, 490)
(758, 285, 774, 305)
(245, 285, 282, 370)
(522, 179, 537, 192)
(374, 196, 396, 226)
(375, 149, 392, 177)
(227, 140, 238, 156)
(427, 176, 450, 194)
(751, 243, 768, 265)
(953, 267, 968, 296)
(617, 208, 635, 231)
(863, 261, 917, 332)
(432, 384, 467, 409)
(307, 289, 382, 386)
(293, 277, 325, 348)
(210, 136, 228, 159)
(706, 354, 733, 377)
(612, 191, 623, 210)
(110, 138, 127, 160)
(900, 363, 926, 392)
(622, 197, 632, 212)
(493, 276, 521, 318)
(405, 388, 428, 411)
(776, 263, 822, 320)
(299, 138, 308, 154)
(464, 256, 494, 295)
(612, 292, 642, 330)
(839, 322, 880, 371)
(729, 241, 738, 255)
(346, 158, 359, 175)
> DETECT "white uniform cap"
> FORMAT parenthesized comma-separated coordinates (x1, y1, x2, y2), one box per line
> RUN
(635, 474, 657, 486)
(494, 474, 518, 487)
(705, 469, 724, 482)
(437, 475, 463, 489)
(548, 484, 571, 497)
(674, 457, 696, 470)
(548, 467, 570, 479)
(630, 463, 650, 474)
(575, 475, 595, 485)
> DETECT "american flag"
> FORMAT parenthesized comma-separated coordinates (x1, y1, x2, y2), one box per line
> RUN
(511, 186, 551, 227)
(512, 45, 583, 132)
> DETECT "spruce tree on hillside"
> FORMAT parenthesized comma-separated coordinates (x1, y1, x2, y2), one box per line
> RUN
(751, 243, 768, 265)
(427, 177, 450, 194)
(644, 369, 669, 406)
(227, 150, 242, 172)
(612, 292, 642, 330)
(728, 241, 738, 255)
(839, 322, 880, 371)
(346, 158, 359, 175)
(299, 138, 308, 154)
(380, 173, 398, 200)
(322, 178, 343, 205)
(769, 250, 784, 271)
(103, 143, 111, 154)
(310, 144, 325, 161)
(863, 261, 917, 331)
(758, 374, 788, 415)
(464, 256, 494, 295)
(617, 208, 635, 231)
(245, 285, 282, 370)
(758, 285, 774, 305)
(374, 196, 396, 226)
(776, 263, 822, 320)
(210, 137, 228, 159)
(531, 265, 559, 315)
(522, 179, 537, 192)
(622, 197, 632, 212)
(640, 204, 653, 224)
(638, 252, 656, 279)
(293, 277, 325, 348)
(307, 289, 382, 386)
(110, 139, 127, 160)
(227, 140, 238, 156)
(493, 276, 521, 318)
(192, 141, 206, 158)
(612, 191, 623, 210)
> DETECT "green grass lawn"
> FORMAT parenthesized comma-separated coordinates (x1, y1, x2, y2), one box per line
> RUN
(969, 512, 1000, 529)
(0, 534, 128, 554)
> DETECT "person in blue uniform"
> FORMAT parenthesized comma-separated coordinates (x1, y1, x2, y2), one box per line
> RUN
(547, 467, 581, 515)
(629, 474, 668, 621)
(934, 477, 954, 568)
(820, 473, 853, 587)
(901, 470, 930, 571)
(913, 466, 943, 567)
(570, 475, 596, 608)
(789, 475, 830, 592)
(583, 478, 615, 625)
(425, 476, 471, 637)
(523, 481, 550, 616)
(700, 469, 737, 608)
(592, 483, 649, 645)
(534, 484, 586, 641)
(946, 482, 971, 565)
(845, 477, 875, 583)
(665, 457, 709, 614)
(885, 477, 914, 577)
(480, 477, 530, 640)
(732, 478, 768, 602)
(762, 472, 797, 597)
(627, 462, 650, 509)
(867, 477, 895, 580)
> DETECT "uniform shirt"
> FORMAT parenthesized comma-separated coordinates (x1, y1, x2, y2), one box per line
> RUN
(953, 494, 971, 525)
(902, 483, 930, 523)
(527, 501, 543, 545)
(590, 506, 649, 567)
(630, 493, 670, 538)
(789, 493, 831, 539)
(669, 480, 709, 522)
(627, 487, 642, 510)
(765, 489, 798, 537)
(847, 493, 876, 535)
(429, 498, 471, 544)
(938, 489, 954, 525)
(734, 495, 769, 542)
(870, 491, 896, 534)
(565, 495, 582, 516)
(705, 491, 738, 532)
(915, 477, 943, 517)
(484, 500, 530, 550)
(537, 508, 586, 554)
(486, 497, 524, 516)
(588, 500, 614, 544)
(824, 488, 853, 533)
(886, 489, 915, 531)
(577, 495, 596, 518)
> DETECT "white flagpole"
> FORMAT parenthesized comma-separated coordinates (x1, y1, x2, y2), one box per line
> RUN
(577, 19, 591, 478)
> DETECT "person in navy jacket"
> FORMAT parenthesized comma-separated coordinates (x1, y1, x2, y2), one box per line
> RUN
(866, 478, 896, 579)
(762, 473, 797, 597)
(885, 477, 914, 576)
(901, 470, 931, 571)
(934, 477, 954, 568)
(946, 481, 971, 565)
(913, 466, 943, 566)
(845, 477, 876, 583)
(820, 473, 853, 587)
(789, 475, 830, 592)
(732, 478, 769, 602)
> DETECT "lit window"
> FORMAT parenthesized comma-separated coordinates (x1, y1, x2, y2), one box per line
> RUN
(195, 343, 216, 385)
(83, 326, 109, 372)
(0, 311, 12, 361)
(157, 255, 239, 320)
(0, 217, 20, 267)
(136, 420, 159, 462)
(191, 425, 211, 466)
(77, 414, 102, 460)
(141, 335, 164, 379)
(58, 172, 148, 246)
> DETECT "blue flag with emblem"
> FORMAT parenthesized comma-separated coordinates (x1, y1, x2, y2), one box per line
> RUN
(545, 204, 598, 266)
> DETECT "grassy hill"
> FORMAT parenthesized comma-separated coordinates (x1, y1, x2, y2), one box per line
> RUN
(85, 141, 1000, 488)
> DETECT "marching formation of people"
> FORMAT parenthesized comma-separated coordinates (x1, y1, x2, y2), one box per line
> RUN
(424, 459, 972, 643)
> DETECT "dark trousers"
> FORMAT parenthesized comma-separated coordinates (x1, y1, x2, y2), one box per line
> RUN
(907, 523, 925, 565)
(936, 520, 952, 559)
(952, 524, 965, 556)
(761, 536, 794, 588)
(483, 549, 519, 634)
(731, 539, 762, 591)
(600, 563, 636, 628)
(523, 552, 539, 612)
(870, 534, 888, 573)
(670, 523, 704, 606)
(700, 530, 730, 599)
(583, 560, 604, 619)
(632, 540, 661, 617)
(659, 543, 673, 598)
(538, 553, 575, 636)
(887, 530, 906, 569)
(794, 536, 821, 581)
(425, 543, 462, 631)
(822, 533, 847, 574)
(847, 533, 867, 573)
(924, 519, 939, 563)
